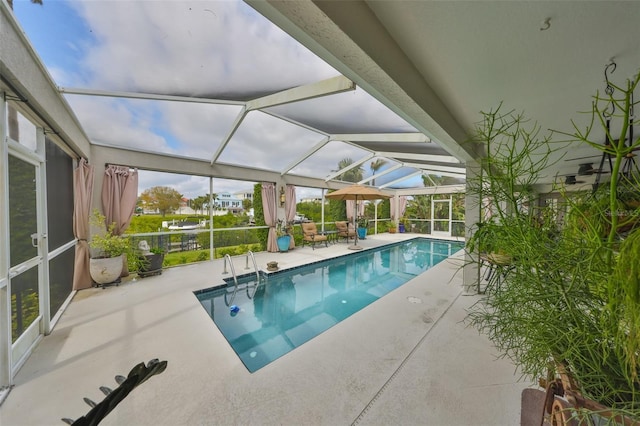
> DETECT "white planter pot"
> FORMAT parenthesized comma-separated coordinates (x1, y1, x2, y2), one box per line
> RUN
(90, 255, 124, 285)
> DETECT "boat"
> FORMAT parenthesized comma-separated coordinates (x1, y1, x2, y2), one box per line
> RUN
(167, 217, 206, 230)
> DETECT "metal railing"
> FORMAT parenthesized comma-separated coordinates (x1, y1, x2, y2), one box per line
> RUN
(124, 217, 465, 271)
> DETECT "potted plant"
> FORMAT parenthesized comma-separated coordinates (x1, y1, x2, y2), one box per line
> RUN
(398, 217, 408, 233)
(466, 69, 640, 422)
(89, 209, 131, 286)
(276, 219, 291, 252)
(137, 240, 165, 278)
(388, 220, 397, 233)
(356, 216, 368, 240)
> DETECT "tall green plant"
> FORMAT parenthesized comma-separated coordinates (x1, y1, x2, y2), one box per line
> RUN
(466, 72, 640, 419)
(89, 210, 131, 258)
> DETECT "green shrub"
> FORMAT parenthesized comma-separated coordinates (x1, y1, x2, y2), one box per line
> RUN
(89, 210, 132, 258)
(254, 183, 268, 250)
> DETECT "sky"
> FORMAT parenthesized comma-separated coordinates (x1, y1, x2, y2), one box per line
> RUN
(13, 0, 424, 200)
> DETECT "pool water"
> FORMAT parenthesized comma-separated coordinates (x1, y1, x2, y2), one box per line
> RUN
(194, 238, 463, 372)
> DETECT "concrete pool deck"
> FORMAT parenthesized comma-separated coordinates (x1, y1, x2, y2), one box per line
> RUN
(0, 233, 535, 425)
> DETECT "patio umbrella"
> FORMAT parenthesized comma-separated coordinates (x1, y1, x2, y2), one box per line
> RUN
(325, 184, 391, 250)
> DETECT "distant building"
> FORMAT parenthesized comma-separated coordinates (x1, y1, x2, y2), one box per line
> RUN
(233, 190, 253, 201)
(300, 197, 323, 203)
(177, 197, 196, 215)
(214, 192, 243, 212)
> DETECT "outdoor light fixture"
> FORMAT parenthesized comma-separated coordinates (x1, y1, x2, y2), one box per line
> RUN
(279, 186, 285, 207)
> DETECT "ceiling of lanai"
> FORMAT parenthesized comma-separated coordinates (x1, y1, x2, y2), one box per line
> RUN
(10, 1, 640, 192)
(9, 0, 466, 192)
(247, 0, 640, 189)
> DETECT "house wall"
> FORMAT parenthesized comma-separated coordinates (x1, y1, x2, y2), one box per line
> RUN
(0, 3, 91, 160)
(0, 3, 90, 392)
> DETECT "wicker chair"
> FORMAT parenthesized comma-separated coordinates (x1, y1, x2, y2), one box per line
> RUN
(301, 222, 328, 250)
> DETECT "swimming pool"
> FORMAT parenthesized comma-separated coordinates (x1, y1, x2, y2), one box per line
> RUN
(195, 238, 463, 372)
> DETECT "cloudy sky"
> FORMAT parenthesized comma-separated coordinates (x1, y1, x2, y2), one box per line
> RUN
(14, 0, 420, 200)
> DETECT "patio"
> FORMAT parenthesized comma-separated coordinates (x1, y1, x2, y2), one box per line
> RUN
(0, 234, 532, 425)
(3, 1, 640, 424)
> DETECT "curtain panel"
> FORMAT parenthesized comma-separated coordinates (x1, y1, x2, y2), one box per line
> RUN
(261, 182, 278, 252)
(285, 185, 296, 249)
(72, 159, 94, 290)
(101, 165, 139, 235)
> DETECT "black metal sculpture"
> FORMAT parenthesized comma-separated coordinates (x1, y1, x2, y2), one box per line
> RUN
(62, 359, 167, 426)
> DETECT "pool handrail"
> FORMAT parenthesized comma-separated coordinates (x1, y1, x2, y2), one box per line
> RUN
(246, 251, 260, 299)
(223, 254, 239, 306)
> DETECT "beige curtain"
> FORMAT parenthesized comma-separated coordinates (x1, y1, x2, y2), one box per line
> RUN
(101, 165, 139, 235)
(390, 197, 396, 220)
(390, 196, 407, 220)
(346, 200, 365, 225)
(285, 185, 296, 249)
(261, 182, 278, 252)
(346, 200, 355, 222)
(389, 195, 407, 220)
(398, 196, 407, 218)
(102, 165, 138, 276)
(72, 159, 94, 290)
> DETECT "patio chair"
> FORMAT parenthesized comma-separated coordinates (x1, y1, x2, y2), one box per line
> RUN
(301, 222, 328, 250)
(335, 221, 356, 243)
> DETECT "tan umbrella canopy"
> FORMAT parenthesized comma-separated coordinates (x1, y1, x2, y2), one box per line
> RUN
(325, 184, 392, 250)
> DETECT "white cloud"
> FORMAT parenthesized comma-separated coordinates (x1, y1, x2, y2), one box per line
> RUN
(71, 0, 337, 96)
(20, 0, 426, 196)
(66, 95, 172, 152)
(218, 111, 326, 170)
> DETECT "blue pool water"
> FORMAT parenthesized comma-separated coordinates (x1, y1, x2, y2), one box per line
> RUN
(194, 238, 463, 372)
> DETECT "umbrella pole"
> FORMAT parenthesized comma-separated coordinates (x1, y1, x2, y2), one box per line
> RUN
(349, 196, 362, 250)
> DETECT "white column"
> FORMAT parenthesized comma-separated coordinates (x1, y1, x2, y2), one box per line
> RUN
(463, 160, 481, 294)
(36, 127, 51, 335)
(209, 178, 214, 261)
(321, 188, 325, 232)
(0, 92, 11, 387)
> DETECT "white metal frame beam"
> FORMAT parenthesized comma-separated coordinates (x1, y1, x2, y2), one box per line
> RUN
(246, 75, 354, 111)
(357, 163, 403, 184)
(280, 136, 330, 175)
(395, 184, 466, 196)
(379, 170, 423, 188)
(402, 162, 465, 174)
(375, 151, 459, 164)
(423, 174, 437, 186)
(422, 170, 466, 178)
(324, 152, 374, 182)
(330, 133, 429, 143)
(211, 76, 355, 164)
(58, 87, 245, 106)
(210, 106, 248, 164)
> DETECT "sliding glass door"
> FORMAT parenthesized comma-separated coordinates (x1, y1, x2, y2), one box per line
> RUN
(8, 152, 43, 372)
